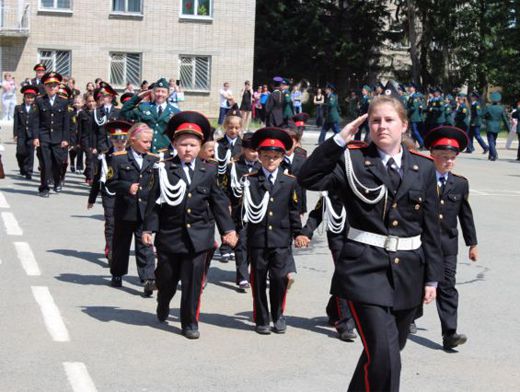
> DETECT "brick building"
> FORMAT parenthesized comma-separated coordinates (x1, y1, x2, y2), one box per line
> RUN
(0, 0, 256, 117)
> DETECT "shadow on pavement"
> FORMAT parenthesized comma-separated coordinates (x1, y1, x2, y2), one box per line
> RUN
(200, 311, 254, 331)
(55, 273, 144, 297)
(81, 306, 183, 335)
(407, 334, 444, 350)
(284, 315, 339, 338)
(49, 248, 107, 268)
(70, 214, 104, 221)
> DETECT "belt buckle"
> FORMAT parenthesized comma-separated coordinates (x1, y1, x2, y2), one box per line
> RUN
(384, 235, 399, 252)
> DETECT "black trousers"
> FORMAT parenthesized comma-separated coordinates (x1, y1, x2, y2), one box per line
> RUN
(16, 138, 34, 175)
(326, 247, 354, 333)
(84, 149, 95, 181)
(69, 147, 84, 170)
(155, 250, 207, 331)
(36, 142, 67, 191)
(347, 301, 416, 392)
(234, 226, 249, 283)
(436, 255, 458, 336)
(249, 247, 290, 326)
(102, 194, 115, 256)
(111, 218, 155, 280)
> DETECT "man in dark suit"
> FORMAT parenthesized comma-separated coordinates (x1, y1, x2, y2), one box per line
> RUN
(265, 77, 285, 127)
(244, 128, 304, 335)
(121, 78, 180, 153)
(33, 72, 71, 197)
(13, 85, 39, 179)
(142, 111, 237, 339)
(105, 123, 158, 296)
(423, 126, 478, 350)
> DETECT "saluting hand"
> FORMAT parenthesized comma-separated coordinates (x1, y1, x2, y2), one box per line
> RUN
(338, 114, 368, 144)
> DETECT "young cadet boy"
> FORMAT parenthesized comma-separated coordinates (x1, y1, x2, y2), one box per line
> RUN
(243, 128, 304, 334)
(422, 125, 478, 350)
(88, 120, 132, 265)
(221, 132, 261, 291)
(13, 85, 39, 179)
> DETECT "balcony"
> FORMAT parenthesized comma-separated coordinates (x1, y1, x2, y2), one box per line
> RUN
(0, 3, 30, 37)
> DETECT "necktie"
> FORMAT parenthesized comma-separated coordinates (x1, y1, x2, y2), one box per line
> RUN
(439, 176, 446, 193)
(386, 158, 401, 193)
(158, 106, 163, 117)
(188, 163, 194, 181)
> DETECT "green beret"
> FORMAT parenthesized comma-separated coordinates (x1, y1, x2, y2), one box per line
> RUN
(362, 85, 372, 92)
(154, 78, 169, 89)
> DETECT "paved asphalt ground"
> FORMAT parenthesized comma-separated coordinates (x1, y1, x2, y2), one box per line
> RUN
(0, 122, 519, 392)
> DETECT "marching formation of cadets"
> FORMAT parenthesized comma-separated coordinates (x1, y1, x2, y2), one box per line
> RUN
(13, 65, 486, 391)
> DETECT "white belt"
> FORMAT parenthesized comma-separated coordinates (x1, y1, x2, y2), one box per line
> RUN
(347, 227, 422, 252)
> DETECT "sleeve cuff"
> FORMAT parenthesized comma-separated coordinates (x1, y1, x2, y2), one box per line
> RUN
(425, 281, 438, 288)
(333, 133, 347, 147)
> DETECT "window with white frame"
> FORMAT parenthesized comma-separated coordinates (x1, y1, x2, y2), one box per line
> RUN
(180, 0, 212, 18)
(40, 0, 72, 10)
(112, 0, 142, 14)
(38, 50, 71, 76)
(179, 56, 211, 91)
(109, 52, 141, 89)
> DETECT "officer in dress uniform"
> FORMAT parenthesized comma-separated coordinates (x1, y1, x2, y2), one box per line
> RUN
(298, 89, 443, 392)
(105, 123, 158, 296)
(242, 128, 304, 335)
(121, 77, 180, 153)
(483, 91, 510, 161)
(318, 83, 341, 144)
(265, 76, 285, 128)
(467, 92, 489, 154)
(355, 85, 372, 141)
(427, 87, 446, 131)
(282, 79, 294, 126)
(406, 82, 425, 149)
(13, 85, 39, 179)
(88, 120, 132, 265)
(30, 63, 47, 96)
(142, 111, 237, 339)
(422, 126, 479, 350)
(33, 72, 71, 197)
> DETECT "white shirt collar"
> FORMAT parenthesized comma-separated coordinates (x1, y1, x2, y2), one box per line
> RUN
(285, 153, 295, 164)
(377, 147, 403, 169)
(156, 102, 167, 111)
(225, 135, 238, 146)
(436, 171, 449, 182)
(262, 167, 278, 182)
(25, 104, 31, 111)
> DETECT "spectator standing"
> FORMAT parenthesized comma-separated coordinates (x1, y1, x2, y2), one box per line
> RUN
(313, 88, 325, 127)
(291, 84, 303, 114)
(253, 85, 262, 122)
(2, 72, 17, 121)
(259, 85, 270, 125)
(167, 78, 182, 110)
(218, 82, 233, 126)
(239, 81, 253, 131)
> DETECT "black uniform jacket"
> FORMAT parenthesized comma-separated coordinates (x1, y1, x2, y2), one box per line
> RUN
(143, 157, 235, 254)
(302, 192, 347, 252)
(216, 136, 243, 161)
(93, 107, 122, 152)
(34, 95, 71, 144)
(298, 138, 444, 310)
(281, 153, 307, 214)
(244, 170, 302, 249)
(88, 147, 116, 204)
(78, 110, 96, 150)
(438, 173, 477, 257)
(106, 149, 158, 222)
(265, 89, 284, 127)
(13, 103, 39, 140)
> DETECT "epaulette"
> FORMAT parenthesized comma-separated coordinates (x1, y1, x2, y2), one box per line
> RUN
(283, 172, 296, 179)
(347, 141, 368, 149)
(243, 171, 259, 177)
(67, 106, 74, 112)
(147, 152, 160, 158)
(294, 147, 307, 157)
(409, 149, 433, 161)
(113, 151, 128, 156)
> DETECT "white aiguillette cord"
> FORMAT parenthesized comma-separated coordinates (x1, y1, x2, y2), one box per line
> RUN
(241, 178, 269, 224)
(154, 161, 187, 206)
(215, 142, 231, 175)
(98, 153, 115, 196)
(343, 148, 387, 204)
(321, 191, 346, 234)
(93, 109, 107, 126)
(229, 160, 243, 198)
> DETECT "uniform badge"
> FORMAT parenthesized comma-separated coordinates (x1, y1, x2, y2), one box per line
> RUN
(107, 167, 114, 180)
(293, 190, 298, 204)
(148, 173, 154, 190)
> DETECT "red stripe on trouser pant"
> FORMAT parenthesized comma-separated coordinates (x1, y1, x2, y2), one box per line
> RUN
(348, 300, 371, 392)
(195, 272, 206, 321)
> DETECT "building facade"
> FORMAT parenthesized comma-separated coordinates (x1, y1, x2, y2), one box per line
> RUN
(0, 0, 256, 117)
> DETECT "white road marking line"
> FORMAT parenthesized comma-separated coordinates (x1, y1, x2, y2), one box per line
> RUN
(0, 192, 9, 208)
(1, 212, 23, 235)
(14, 241, 41, 276)
(63, 362, 98, 392)
(31, 286, 70, 342)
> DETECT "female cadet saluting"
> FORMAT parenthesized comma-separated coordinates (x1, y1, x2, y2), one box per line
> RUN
(298, 89, 443, 392)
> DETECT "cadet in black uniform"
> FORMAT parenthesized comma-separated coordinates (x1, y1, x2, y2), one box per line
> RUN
(243, 128, 303, 335)
(298, 93, 443, 392)
(30, 63, 47, 96)
(142, 111, 237, 339)
(105, 123, 158, 296)
(33, 72, 71, 197)
(78, 93, 97, 184)
(88, 120, 131, 265)
(92, 82, 121, 154)
(423, 126, 478, 350)
(13, 85, 39, 179)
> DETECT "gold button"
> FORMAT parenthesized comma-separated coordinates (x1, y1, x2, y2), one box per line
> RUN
(419, 197, 423, 202)
(139, 186, 142, 190)
(269, 211, 273, 216)
(440, 200, 445, 205)
(268, 225, 272, 230)
(188, 193, 192, 198)
(187, 208, 191, 213)
(270, 197, 274, 202)
(186, 223, 191, 228)
(138, 198, 142, 202)
(392, 203, 397, 209)
(394, 257, 400, 264)
(415, 204, 420, 210)
(140, 175, 143, 178)
(392, 220, 399, 227)
(439, 214, 443, 219)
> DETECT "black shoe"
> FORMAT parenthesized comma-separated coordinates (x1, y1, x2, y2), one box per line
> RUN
(272, 317, 286, 334)
(143, 279, 156, 297)
(54, 184, 63, 193)
(490, 156, 497, 161)
(25, 174, 32, 180)
(111, 276, 122, 287)
(255, 325, 271, 335)
(156, 299, 170, 322)
(409, 322, 418, 335)
(483, 149, 489, 154)
(182, 329, 200, 339)
(39, 190, 50, 198)
(443, 333, 467, 350)
(70, 167, 76, 173)
(338, 329, 357, 341)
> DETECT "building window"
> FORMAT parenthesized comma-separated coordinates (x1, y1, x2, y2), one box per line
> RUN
(179, 56, 211, 91)
(40, 0, 72, 10)
(112, 0, 142, 14)
(38, 50, 71, 76)
(180, 0, 212, 18)
(110, 52, 141, 89)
